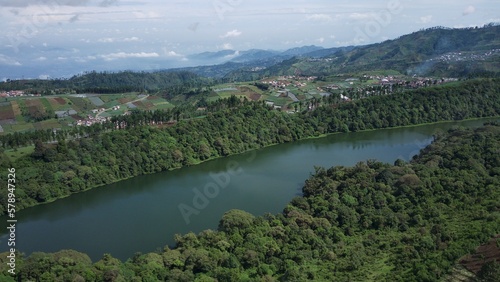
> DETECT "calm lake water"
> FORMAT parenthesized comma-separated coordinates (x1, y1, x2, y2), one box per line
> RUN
(1, 118, 497, 261)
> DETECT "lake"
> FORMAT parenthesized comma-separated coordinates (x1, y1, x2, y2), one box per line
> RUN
(1, 118, 497, 261)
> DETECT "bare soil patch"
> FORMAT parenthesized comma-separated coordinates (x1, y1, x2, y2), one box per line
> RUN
(460, 234, 500, 274)
(248, 93, 261, 101)
(54, 97, 67, 105)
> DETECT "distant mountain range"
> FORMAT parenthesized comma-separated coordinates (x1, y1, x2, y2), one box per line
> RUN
(224, 24, 500, 80)
(168, 24, 499, 80)
(167, 45, 356, 78)
(2, 24, 499, 89)
(185, 45, 325, 63)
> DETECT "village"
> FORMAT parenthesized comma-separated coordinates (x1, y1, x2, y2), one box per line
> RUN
(0, 90, 40, 98)
(428, 48, 500, 63)
(76, 105, 131, 127)
(0, 73, 464, 135)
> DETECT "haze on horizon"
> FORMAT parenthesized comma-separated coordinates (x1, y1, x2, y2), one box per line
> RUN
(0, 0, 498, 79)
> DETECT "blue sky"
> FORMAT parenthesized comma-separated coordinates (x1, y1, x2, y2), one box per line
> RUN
(0, 0, 499, 79)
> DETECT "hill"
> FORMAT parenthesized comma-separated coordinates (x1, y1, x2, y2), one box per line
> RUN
(225, 24, 500, 80)
(1, 122, 499, 281)
(0, 70, 211, 95)
(1, 25, 499, 94)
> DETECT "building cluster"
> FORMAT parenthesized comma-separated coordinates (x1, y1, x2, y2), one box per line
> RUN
(262, 75, 317, 89)
(91, 108, 106, 114)
(76, 115, 110, 126)
(0, 90, 40, 97)
(306, 57, 335, 62)
(428, 49, 500, 63)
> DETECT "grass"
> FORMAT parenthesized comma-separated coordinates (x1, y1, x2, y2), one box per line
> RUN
(100, 94, 139, 103)
(88, 96, 105, 107)
(154, 102, 175, 110)
(103, 100, 120, 108)
(11, 101, 21, 116)
(40, 98, 54, 112)
(5, 145, 35, 161)
(67, 97, 92, 112)
(34, 119, 63, 130)
(11, 123, 34, 132)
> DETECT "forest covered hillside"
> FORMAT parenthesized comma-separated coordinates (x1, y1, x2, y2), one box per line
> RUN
(1, 122, 499, 281)
(1, 78, 499, 215)
(1, 25, 499, 93)
(225, 24, 500, 80)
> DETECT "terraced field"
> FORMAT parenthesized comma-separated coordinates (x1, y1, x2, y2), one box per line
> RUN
(0, 94, 171, 134)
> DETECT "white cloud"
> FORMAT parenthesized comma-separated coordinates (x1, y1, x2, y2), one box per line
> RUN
(317, 37, 325, 43)
(0, 0, 97, 7)
(221, 29, 242, 38)
(99, 37, 140, 43)
(420, 15, 433, 24)
(123, 37, 140, 42)
(35, 56, 47, 61)
(165, 50, 183, 57)
(224, 50, 239, 58)
(306, 14, 333, 22)
(463, 5, 476, 16)
(100, 52, 160, 61)
(220, 43, 233, 50)
(0, 54, 21, 66)
(349, 12, 376, 20)
(98, 37, 115, 43)
(38, 74, 50, 79)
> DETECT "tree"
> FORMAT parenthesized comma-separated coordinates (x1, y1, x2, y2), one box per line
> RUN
(218, 209, 255, 233)
(477, 260, 500, 282)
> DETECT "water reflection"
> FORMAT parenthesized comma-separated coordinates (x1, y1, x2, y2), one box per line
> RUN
(0, 118, 497, 261)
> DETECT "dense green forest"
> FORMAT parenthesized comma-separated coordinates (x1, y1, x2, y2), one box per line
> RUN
(0, 70, 212, 96)
(1, 123, 499, 281)
(1, 78, 500, 215)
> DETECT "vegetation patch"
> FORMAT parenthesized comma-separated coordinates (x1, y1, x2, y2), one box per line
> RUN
(53, 97, 67, 105)
(67, 97, 93, 112)
(34, 119, 63, 131)
(459, 235, 500, 274)
(10, 101, 21, 116)
(88, 96, 104, 106)
(0, 104, 14, 120)
(0, 124, 499, 281)
(4, 145, 35, 162)
(118, 97, 133, 104)
(248, 93, 261, 101)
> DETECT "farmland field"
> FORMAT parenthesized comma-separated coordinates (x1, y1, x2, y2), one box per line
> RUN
(0, 103, 14, 120)
(88, 96, 105, 106)
(34, 119, 64, 131)
(67, 96, 93, 112)
(0, 74, 392, 135)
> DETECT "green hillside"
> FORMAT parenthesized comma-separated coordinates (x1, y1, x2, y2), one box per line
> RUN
(1, 122, 499, 281)
(226, 24, 500, 80)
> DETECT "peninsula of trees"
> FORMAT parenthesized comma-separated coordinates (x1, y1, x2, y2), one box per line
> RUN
(1, 78, 499, 215)
(1, 122, 499, 281)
